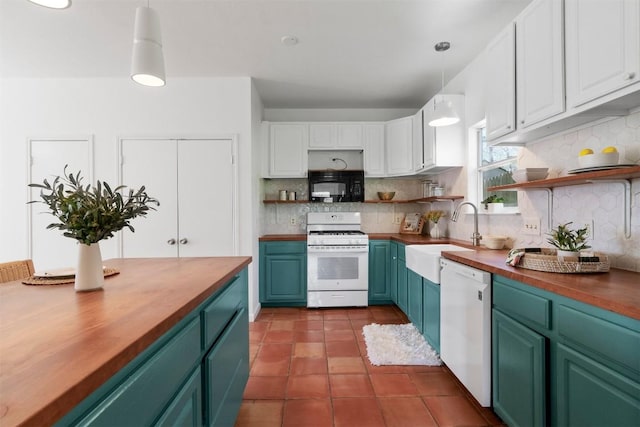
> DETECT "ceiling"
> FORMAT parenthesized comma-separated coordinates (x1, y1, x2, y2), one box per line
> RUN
(0, 0, 532, 109)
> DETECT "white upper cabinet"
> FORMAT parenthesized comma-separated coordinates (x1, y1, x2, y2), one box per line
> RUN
(565, 0, 640, 108)
(419, 95, 466, 173)
(363, 123, 386, 177)
(516, 0, 565, 128)
(412, 108, 425, 171)
(385, 116, 414, 176)
(268, 123, 308, 178)
(309, 123, 364, 149)
(485, 23, 517, 140)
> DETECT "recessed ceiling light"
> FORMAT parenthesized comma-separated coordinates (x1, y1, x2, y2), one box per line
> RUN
(281, 36, 299, 46)
(27, 0, 71, 9)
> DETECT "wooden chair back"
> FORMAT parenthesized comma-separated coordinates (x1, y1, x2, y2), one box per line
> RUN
(0, 260, 35, 283)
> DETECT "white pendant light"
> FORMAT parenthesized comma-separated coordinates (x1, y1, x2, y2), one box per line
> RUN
(27, 0, 71, 9)
(428, 41, 460, 127)
(131, 5, 166, 87)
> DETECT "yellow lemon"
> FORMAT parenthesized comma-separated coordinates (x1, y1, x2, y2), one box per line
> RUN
(579, 148, 594, 156)
(602, 146, 618, 153)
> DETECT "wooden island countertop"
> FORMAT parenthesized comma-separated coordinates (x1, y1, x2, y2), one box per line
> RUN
(0, 256, 252, 427)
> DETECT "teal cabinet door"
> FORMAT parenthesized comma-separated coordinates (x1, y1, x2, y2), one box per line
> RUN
(390, 242, 398, 304)
(407, 270, 423, 332)
(205, 308, 249, 427)
(555, 343, 640, 427)
(422, 279, 440, 352)
(154, 367, 202, 427)
(259, 241, 307, 306)
(396, 244, 408, 313)
(492, 309, 547, 427)
(368, 240, 391, 304)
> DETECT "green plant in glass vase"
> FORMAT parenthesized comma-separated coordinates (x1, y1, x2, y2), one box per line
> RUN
(29, 166, 158, 291)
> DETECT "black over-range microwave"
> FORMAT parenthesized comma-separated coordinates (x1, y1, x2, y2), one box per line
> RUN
(308, 170, 365, 203)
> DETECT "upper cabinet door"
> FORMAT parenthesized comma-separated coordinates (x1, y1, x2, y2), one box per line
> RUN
(269, 124, 308, 177)
(308, 124, 336, 149)
(385, 117, 413, 176)
(336, 124, 364, 149)
(516, 0, 565, 128)
(412, 108, 426, 172)
(486, 23, 517, 140)
(363, 123, 386, 177)
(565, 0, 640, 108)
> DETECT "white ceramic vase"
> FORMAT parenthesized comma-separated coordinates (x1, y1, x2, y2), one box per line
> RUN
(556, 249, 579, 260)
(75, 243, 104, 292)
(430, 222, 441, 239)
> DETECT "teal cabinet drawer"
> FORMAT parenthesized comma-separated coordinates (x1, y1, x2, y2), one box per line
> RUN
(76, 317, 201, 427)
(557, 304, 640, 378)
(202, 276, 242, 350)
(556, 343, 640, 427)
(205, 308, 249, 427)
(262, 241, 306, 255)
(493, 278, 551, 332)
(154, 367, 202, 427)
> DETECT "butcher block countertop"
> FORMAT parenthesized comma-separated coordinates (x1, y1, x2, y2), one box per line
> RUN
(0, 256, 251, 427)
(260, 233, 640, 320)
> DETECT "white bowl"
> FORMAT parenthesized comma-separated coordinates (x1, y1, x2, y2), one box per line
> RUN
(578, 152, 619, 169)
(512, 168, 549, 183)
(484, 235, 507, 250)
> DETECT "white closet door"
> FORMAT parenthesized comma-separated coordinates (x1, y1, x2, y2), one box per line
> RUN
(121, 139, 178, 258)
(177, 139, 235, 257)
(29, 138, 91, 271)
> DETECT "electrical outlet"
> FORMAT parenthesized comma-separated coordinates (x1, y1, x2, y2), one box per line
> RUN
(584, 220, 594, 239)
(393, 213, 403, 225)
(290, 217, 296, 225)
(522, 216, 541, 235)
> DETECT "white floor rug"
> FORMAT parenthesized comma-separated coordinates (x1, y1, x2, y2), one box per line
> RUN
(362, 323, 442, 366)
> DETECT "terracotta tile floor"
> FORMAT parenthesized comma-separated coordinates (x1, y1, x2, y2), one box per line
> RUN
(235, 306, 504, 427)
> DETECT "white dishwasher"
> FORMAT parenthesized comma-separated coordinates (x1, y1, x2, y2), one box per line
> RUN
(440, 258, 492, 407)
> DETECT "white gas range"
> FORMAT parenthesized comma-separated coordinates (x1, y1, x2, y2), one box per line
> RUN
(306, 212, 369, 308)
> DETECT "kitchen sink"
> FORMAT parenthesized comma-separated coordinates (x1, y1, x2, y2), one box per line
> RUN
(405, 244, 475, 284)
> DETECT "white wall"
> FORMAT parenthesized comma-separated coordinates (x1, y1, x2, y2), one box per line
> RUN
(0, 76, 263, 292)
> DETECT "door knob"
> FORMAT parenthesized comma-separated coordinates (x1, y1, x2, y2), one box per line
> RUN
(179, 238, 188, 245)
(167, 238, 176, 245)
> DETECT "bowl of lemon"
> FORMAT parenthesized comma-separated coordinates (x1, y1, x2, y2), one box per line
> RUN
(578, 146, 619, 169)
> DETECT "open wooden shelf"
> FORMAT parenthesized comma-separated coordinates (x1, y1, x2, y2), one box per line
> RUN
(488, 165, 640, 191)
(364, 195, 465, 204)
(263, 195, 466, 204)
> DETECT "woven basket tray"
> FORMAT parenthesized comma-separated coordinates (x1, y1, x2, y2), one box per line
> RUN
(22, 268, 120, 286)
(512, 248, 610, 274)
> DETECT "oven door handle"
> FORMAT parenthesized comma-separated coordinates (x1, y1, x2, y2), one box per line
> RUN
(307, 246, 369, 254)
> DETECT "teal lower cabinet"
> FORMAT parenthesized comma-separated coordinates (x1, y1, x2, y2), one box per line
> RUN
(492, 310, 547, 427)
(396, 244, 408, 314)
(555, 343, 640, 427)
(492, 274, 640, 427)
(390, 242, 398, 304)
(422, 279, 440, 352)
(56, 269, 250, 427)
(259, 241, 307, 306)
(407, 269, 423, 332)
(368, 240, 392, 304)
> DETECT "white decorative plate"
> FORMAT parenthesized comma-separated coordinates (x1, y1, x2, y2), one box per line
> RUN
(567, 164, 638, 174)
(33, 268, 76, 279)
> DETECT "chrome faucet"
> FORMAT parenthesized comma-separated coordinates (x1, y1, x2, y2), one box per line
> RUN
(451, 201, 482, 246)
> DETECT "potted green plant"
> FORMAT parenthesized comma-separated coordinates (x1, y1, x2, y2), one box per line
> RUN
(546, 222, 590, 258)
(29, 166, 158, 291)
(481, 195, 505, 212)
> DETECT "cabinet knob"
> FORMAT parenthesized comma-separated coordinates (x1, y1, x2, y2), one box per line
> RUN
(520, 120, 525, 125)
(167, 238, 176, 245)
(623, 72, 636, 80)
(179, 238, 188, 245)
(506, 125, 512, 130)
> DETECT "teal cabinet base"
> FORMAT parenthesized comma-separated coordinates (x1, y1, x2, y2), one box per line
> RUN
(422, 280, 440, 352)
(369, 241, 391, 304)
(259, 241, 307, 305)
